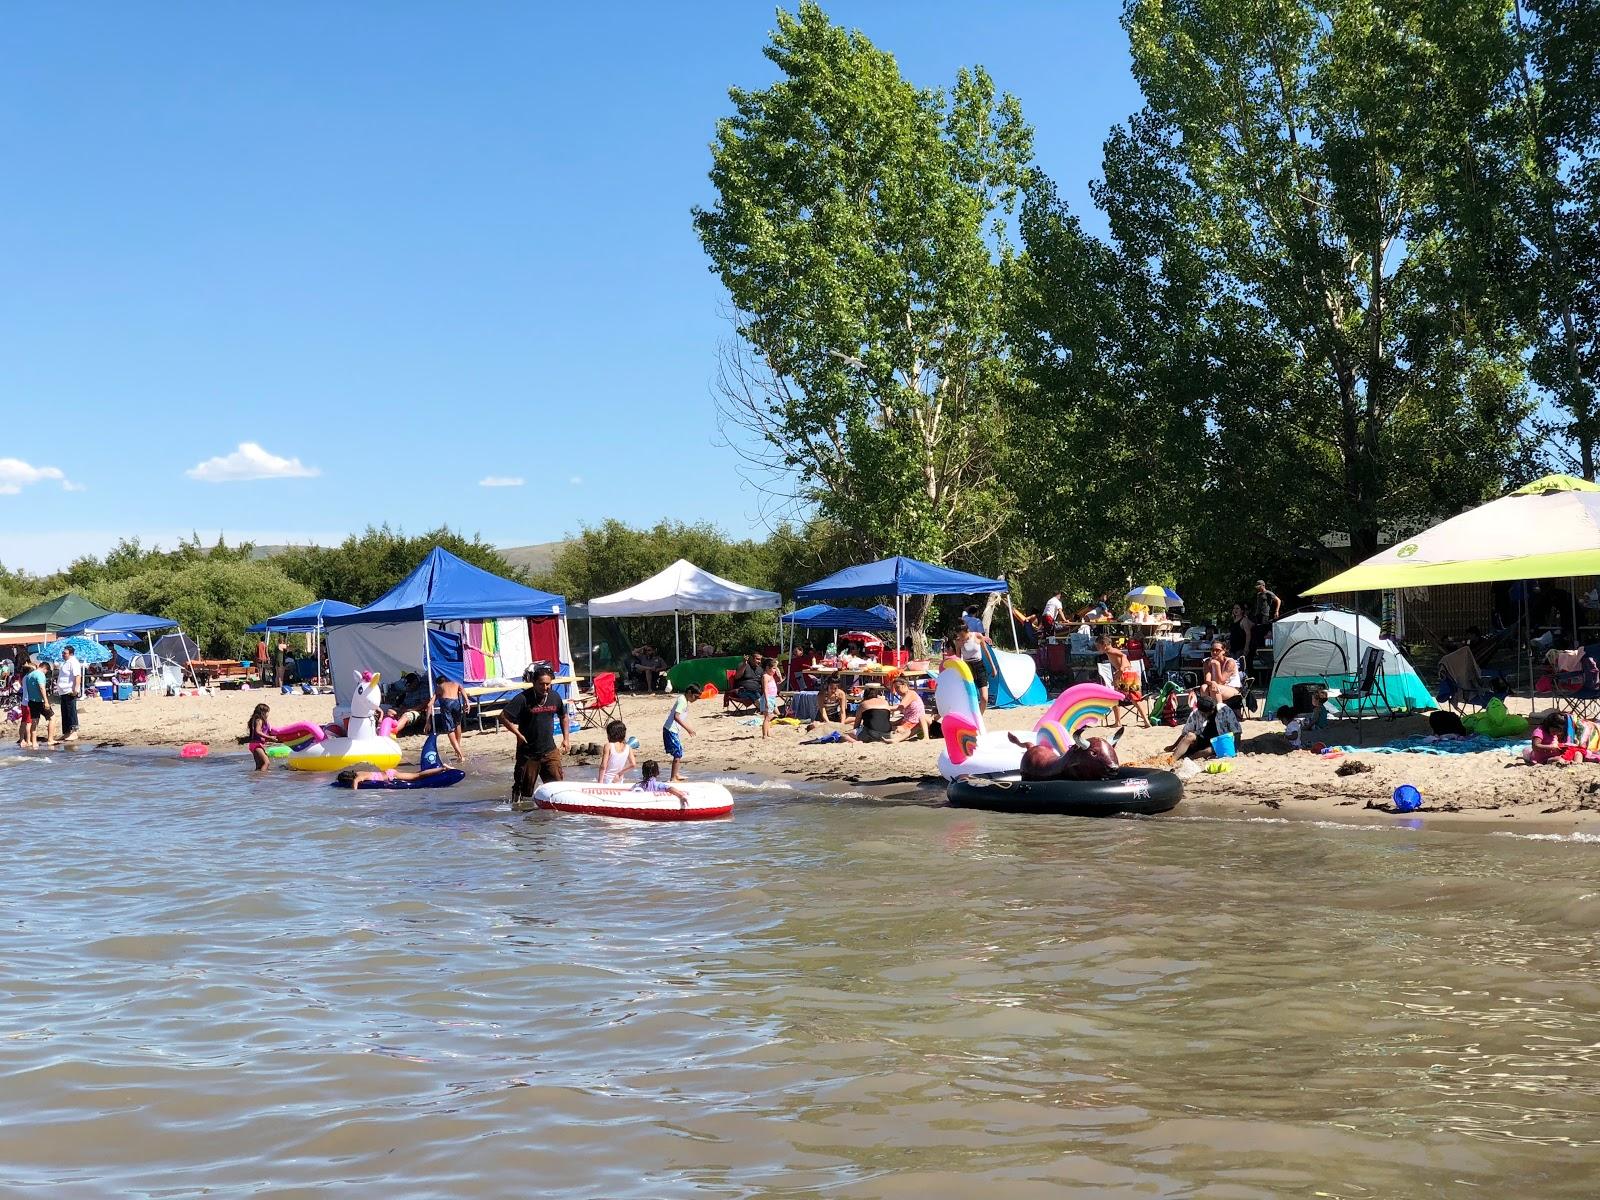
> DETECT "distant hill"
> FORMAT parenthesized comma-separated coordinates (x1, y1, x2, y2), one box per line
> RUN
(498, 541, 566, 579)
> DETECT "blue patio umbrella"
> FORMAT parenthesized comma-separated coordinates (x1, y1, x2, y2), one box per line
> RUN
(32, 636, 112, 665)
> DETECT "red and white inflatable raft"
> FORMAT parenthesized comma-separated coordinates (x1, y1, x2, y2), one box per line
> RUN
(531, 780, 734, 822)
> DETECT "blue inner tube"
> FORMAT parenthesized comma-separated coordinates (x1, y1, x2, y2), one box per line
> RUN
(329, 768, 466, 791)
(947, 767, 1182, 817)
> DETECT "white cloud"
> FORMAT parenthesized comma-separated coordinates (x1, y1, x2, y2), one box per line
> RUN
(569, 475, 583, 486)
(186, 442, 319, 483)
(479, 475, 525, 488)
(0, 457, 80, 495)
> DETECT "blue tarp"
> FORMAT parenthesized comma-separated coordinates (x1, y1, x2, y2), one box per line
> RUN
(247, 599, 360, 633)
(795, 556, 1008, 602)
(427, 628, 465, 683)
(324, 548, 566, 625)
(58, 611, 177, 637)
(780, 604, 897, 631)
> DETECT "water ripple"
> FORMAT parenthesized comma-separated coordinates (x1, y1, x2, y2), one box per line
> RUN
(1, 752, 1599, 1195)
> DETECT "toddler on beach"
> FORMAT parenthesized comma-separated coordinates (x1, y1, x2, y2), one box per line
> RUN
(662, 685, 699, 781)
(597, 719, 636, 784)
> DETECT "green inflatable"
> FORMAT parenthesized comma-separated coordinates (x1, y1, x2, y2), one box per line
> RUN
(1462, 697, 1529, 738)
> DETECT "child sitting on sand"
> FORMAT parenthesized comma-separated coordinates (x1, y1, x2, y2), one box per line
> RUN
(1276, 705, 1313, 751)
(597, 719, 636, 784)
(633, 759, 689, 807)
(1524, 711, 1600, 766)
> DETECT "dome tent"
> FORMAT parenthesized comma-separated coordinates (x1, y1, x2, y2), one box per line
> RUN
(1265, 609, 1435, 716)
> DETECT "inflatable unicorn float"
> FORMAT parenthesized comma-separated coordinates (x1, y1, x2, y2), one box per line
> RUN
(935, 657, 1124, 780)
(268, 670, 404, 772)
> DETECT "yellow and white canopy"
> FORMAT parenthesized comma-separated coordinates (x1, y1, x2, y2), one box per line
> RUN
(1305, 475, 1600, 594)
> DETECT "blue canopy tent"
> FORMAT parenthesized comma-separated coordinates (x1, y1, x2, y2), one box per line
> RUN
(779, 604, 897, 631)
(247, 599, 360, 633)
(794, 556, 1011, 651)
(248, 600, 360, 684)
(779, 603, 899, 664)
(56, 611, 188, 678)
(57, 612, 177, 638)
(322, 548, 568, 707)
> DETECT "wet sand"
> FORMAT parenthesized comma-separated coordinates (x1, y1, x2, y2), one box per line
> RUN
(45, 686, 1593, 828)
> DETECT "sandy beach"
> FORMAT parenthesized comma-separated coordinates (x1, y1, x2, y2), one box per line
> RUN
(41, 685, 1596, 828)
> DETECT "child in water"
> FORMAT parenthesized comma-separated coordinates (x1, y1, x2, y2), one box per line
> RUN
(633, 759, 689, 807)
(597, 719, 636, 784)
(335, 764, 454, 790)
(247, 703, 274, 771)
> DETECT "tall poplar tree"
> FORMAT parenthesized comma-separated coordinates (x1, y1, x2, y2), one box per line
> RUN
(1097, 0, 1539, 565)
(693, 2, 1034, 575)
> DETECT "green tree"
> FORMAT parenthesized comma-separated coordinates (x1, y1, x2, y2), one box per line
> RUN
(693, 1, 1033, 580)
(94, 559, 313, 657)
(537, 518, 849, 664)
(275, 525, 520, 607)
(1099, 0, 1539, 584)
(1507, 0, 1600, 476)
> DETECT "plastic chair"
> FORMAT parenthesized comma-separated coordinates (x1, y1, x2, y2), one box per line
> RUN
(572, 671, 621, 730)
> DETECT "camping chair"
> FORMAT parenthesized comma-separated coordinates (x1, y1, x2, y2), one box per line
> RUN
(572, 671, 621, 731)
(1436, 646, 1495, 714)
(1330, 646, 1395, 719)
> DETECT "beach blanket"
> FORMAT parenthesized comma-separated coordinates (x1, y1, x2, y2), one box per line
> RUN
(801, 731, 845, 745)
(1326, 735, 1524, 756)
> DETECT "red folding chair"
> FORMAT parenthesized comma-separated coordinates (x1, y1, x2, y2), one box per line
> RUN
(573, 671, 621, 729)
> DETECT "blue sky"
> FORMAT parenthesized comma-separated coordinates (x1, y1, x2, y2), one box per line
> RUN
(0, 2, 1140, 572)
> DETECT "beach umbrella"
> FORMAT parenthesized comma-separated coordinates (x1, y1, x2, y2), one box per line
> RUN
(1127, 585, 1183, 609)
(32, 636, 112, 665)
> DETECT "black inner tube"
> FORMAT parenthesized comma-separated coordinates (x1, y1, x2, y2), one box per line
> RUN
(947, 767, 1183, 816)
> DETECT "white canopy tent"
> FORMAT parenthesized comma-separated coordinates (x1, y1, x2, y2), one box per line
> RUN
(587, 559, 782, 662)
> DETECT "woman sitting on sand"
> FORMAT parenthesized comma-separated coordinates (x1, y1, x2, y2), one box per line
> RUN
(811, 678, 847, 727)
(842, 686, 893, 744)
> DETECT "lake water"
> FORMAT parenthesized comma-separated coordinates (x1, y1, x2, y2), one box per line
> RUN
(2, 749, 1600, 1197)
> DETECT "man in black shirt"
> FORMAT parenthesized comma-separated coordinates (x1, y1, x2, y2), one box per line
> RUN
(500, 666, 570, 802)
(1248, 579, 1281, 670)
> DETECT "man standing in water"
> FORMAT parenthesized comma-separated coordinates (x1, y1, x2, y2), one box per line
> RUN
(53, 645, 82, 743)
(500, 665, 569, 803)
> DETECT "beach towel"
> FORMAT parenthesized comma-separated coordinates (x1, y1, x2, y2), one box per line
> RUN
(464, 621, 487, 681)
(1324, 734, 1524, 756)
(801, 731, 845, 745)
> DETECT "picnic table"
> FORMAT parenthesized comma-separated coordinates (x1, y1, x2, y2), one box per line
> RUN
(461, 678, 576, 734)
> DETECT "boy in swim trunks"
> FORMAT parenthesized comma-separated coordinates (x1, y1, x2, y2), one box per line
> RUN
(662, 685, 699, 782)
(430, 675, 468, 763)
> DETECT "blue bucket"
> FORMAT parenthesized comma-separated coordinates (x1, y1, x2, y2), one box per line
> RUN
(1211, 732, 1236, 758)
(1393, 784, 1422, 813)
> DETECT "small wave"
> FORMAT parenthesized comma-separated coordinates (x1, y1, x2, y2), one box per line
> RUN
(1494, 830, 1600, 844)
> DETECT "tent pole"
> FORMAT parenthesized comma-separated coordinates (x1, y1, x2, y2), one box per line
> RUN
(691, 613, 697, 656)
(587, 613, 593, 679)
(1008, 590, 1019, 652)
(674, 612, 680, 665)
